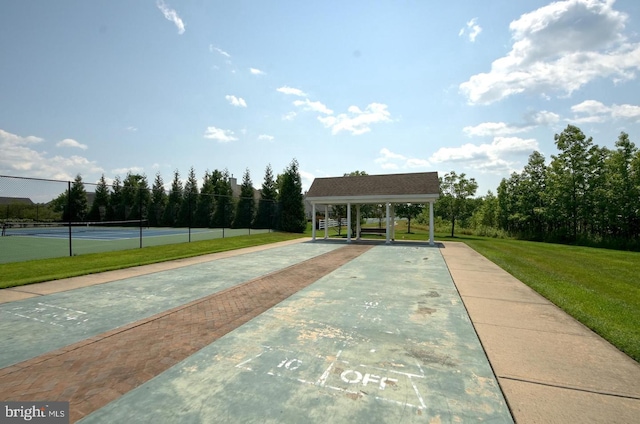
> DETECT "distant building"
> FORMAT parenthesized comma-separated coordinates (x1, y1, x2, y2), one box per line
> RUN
(0, 197, 34, 205)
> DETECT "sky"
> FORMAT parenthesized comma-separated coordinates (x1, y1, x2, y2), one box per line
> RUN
(2, 0, 640, 198)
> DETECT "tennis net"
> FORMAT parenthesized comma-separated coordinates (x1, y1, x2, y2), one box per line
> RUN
(1, 220, 147, 236)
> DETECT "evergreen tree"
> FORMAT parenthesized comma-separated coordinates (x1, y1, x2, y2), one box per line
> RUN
(178, 167, 199, 227)
(63, 174, 89, 222)
(233, 169, 255, 228)
(121, 173, 150, 220)
(254, 164, 277, 229)
(107, 176, 124, 220)
(149, 172, 167, 227)
(277, 159, 306, 233)
(87, 174, 110, 221)
(211, 169, 233, 227)
(162, 170, 183, 226)
(195, 170, 215, 227)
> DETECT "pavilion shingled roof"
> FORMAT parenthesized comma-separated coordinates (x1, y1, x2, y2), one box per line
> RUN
(306, 172, 439, 198)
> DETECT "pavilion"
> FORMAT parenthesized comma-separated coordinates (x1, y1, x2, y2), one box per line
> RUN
(305, 172, 439, 245)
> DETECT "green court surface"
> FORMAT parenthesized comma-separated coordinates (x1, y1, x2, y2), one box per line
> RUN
(79, 244, 513, 423)
(0, 243, 341, 368)
(0, 227, 271, 263)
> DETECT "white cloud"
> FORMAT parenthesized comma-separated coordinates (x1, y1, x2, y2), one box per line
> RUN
(257, 134, 274, 142)
(293, 98, 333, 115)
(299, 169, 315, 192)
(611, 103, 640, 119)
(526, 110, 561, 125)
(203, 126, 238, 142)
(465, 110, 561, 137)
(571, 99, 609, 115)
(459, 17, 482, 42)
(460, 0, 639, 104)
(112, 166, 145, 175)
(225, 95, 247, 108)
(126, 126, 138, 132)
(0, 129, 43, 145)
(463, 122, 530, 137)
(318, 103, 392, 135)
(430, 137, 538, 173)
(249, 68, 265, 75)
(276, 86, 307, 97)
(282, 111, 297, 121)
(156, 0, 185, 35)
(0, 128, 102, 181)
(56, 138, 88, 150)
(375, 148, 430, 170)
(568, 99, 640, 123)
(209, 45, 231, 58)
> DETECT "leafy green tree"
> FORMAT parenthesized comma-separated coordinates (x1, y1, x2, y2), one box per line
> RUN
(438, 171, 478, 237)
(278, 159, 306, 233)
(178, 167, 199, 227)
(87, 174, 110, 221)
(162, 170, 183, 226)
(471, 191, 498, 229)
(254, 164, 277, 229)
(233, 169, 255, 228)
(547, 125, 593, 241)
(149, 172, 167, 227)
(605, 133, 639, 241)
(394, 203, 424, 234)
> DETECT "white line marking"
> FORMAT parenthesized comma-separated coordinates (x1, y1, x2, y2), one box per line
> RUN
(235, 351, 265, 371)
(410, 378, 427, 409)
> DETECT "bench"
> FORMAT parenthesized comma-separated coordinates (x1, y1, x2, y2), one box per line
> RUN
(359, 227, 386, 237)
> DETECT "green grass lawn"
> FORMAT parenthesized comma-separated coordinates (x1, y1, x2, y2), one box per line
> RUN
(0, 231, 306, 289)
(461, 236, 640, 362)
(2, 221, 638, 362)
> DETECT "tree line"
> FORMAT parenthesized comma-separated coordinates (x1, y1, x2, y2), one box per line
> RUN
(429, 125, 640, 250)
(50, 159, 307, 233)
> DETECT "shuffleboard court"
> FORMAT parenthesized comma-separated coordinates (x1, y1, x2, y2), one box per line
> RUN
(80, 244, 513, 423)
(0, 242, 342, 368)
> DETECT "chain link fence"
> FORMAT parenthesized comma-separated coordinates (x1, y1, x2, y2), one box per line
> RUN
(0, 175, 278, 264)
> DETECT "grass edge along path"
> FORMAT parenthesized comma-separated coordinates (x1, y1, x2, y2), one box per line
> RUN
(461, 237, 640, 363)
(0, 232, 306, 289)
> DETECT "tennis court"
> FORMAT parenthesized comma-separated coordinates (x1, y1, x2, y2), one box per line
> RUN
(0, 220, 271, 263)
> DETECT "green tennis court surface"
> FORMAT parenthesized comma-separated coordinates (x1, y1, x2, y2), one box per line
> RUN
(0, 226, 271, 263)
(77, 243, 512, 423)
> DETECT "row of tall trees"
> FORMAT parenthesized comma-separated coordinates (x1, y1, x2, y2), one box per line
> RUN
(51, 159, 307, 233)
(495, 125, 640, 247)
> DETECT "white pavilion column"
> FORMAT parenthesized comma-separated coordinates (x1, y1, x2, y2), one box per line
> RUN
(324, 205, 329, 239)
(391, 204, 396, 241)
(385, 202, 391, 244)
(429, 201, 435, 246)
(347, 203, 352, 243)
(312, 203, 316, 241)
(356, 205, 361, 240)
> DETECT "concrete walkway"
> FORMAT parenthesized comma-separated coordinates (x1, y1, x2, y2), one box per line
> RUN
(441, 241, 640, 424)
(1, 239, 639, 423)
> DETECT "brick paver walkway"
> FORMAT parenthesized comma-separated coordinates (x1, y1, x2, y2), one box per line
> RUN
(0, 244, 372, 422)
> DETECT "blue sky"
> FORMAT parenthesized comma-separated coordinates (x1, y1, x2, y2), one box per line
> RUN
(2, 0, 640, 196)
